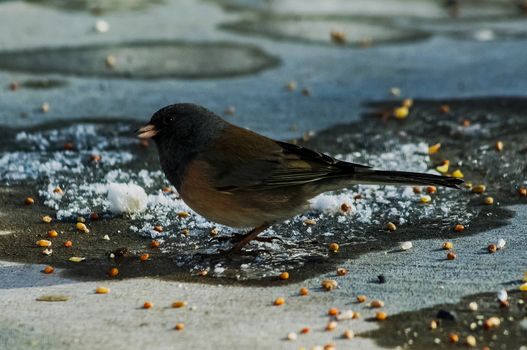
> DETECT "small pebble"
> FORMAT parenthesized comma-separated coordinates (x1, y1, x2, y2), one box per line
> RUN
(390, 87, 401, 96)
(497, 289, 508, 302)
(76, 222, 89, 233)
(102, 235, 110, 241)
(340, 203, 352, 212)
(94, 19, 109, 33)
(209, 227, 219, 237)
(300, 327, 310, 334)
(400, 241, 412, 251)
(224, 106, 236, 115)
(105, 55, 116, 68)
(439, 105, 450, 113)
(287, 332, 297, 341)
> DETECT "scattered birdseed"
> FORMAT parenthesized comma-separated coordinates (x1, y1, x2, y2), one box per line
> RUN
(488, 244, 497, 253)
(94, 19, 109, 33)
(370, 300, 384, 308)
(105, 55, 116, 68)
(324, 343, 336, 350)
(95, 287, 109, 294)
(428, 143, 441, 154)
(286, 332, 297, 341)
(182, 228, 190, 236)
(140, 253, 150, 262)
(386, 222, 397, 232)
(41, 216, 52, 223)
(68, 257, 85, 262)
(274, 297, 285, 306)
(329, 243, 339, 252)
(326, 321, 338, 331)
(356, 295, 367, 303)
(420, 195, 432, 204)
(300, 327, 310, 334)
(174, 323, 185, 331)
(47, 230, 58, 238)
(439, 104, 450, 113)
(42, 249, 52, 256)
(495, 141, 504, 151)
(102, 235, 110, 241)
(36, 240, 52, 247)
(277, 272, 289, 280)
(336, 310, 354, 321)
(412, 186, 421, 194)
(177, 211, 190, 218)
(24, 197, 34, 205)
(197, 270, 208, 277)
(390, 87, 401, 96)
(209, 227, 219, 237)
(330, 30, 346, 44)
(328, 308, 339, 316)
(393, 106, 409, 119)
(400, 241, 412, 251)
(172, 301, 187, 308)
(435, 160, 449, 173)
(443, 241, 453, 250)
(64, 240, 73, 247)
(483, 196, 494, 205)
(340, 203, 351, 213)
(36, 295, 69, 302)
(426, 186, 437, 194)
(76, 222, 89, 233)
(472, 184, 486, 193)
(483, 317, 501, 329)
(109, 267, 119, 277)
(150, 240, 160, 248)
(321, 280, 338, 291)
(376, 311, 388, 321)
(299, 287, 309, 296)
(304, 219, 316, 225)
(41, 102, 50, 113)
(286, 81, 297, 91)
(468, 302, 478, 311)
(519, 282, 527, 291)
(451, 169, 464, 178)
(342, 329, 354, 339)
(454, 224, 465, 232)
(402, 99, 413, 108)
(519, 187, 527, 196)
(336, 268, 348, 276)
(466, 335, 477, 347)
(143, 301, 153, 309)
(429, 320, 438, 330)
(449, 333, 459, 343)
(447, 252, 457, 260)
(42, 266, 54, 274)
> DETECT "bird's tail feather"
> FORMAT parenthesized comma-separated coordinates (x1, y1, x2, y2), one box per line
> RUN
(353, 169, 463, 189)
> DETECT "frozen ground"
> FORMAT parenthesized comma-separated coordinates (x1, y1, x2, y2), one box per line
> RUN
(0, 0, 526, 349)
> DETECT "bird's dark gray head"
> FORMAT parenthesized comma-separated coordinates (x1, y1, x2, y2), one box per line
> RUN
(137, 103, 228, 189)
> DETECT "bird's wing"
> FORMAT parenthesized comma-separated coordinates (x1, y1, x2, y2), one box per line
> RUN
(203, 125, 370, 192)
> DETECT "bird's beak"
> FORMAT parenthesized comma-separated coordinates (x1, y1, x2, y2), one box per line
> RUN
(136, 124, 158, 139)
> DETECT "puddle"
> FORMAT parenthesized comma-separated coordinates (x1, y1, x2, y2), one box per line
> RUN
(0, 41, 280, 79)
(0, 98, 525, 284)
(361, 290, 527, 349)
(26, 0, 163, 13)
(222, 16, 430, 47)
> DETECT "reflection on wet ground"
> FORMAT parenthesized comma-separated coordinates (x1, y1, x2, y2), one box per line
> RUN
(362, 290, 526, 349)
(27, 0, 163, 13)
(0, 98, 525, 284)
(0, 41, 279, 79)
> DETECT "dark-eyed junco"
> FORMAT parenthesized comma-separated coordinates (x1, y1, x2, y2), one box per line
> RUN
(138, 103, 462, 253)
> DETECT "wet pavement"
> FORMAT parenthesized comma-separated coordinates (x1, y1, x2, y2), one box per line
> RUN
(0, 0, 526, 349)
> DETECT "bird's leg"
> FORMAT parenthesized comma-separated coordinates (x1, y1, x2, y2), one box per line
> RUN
(228, 224, 271, 253)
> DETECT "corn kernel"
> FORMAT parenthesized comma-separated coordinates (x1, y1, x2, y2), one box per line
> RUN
(76, 222, 89, 233)
(451, 169, 464, 178)
(426, 186, 437, 194)
(376, 311, 388, 320)
(328, 308, 339, 316)
(370, 300, 384, 308)
(356, 295, 367, 303)
(42, 216, 52, 223)
(519, 282, 527, 291)
(443, 241, 453, 250)
(329, 243, 339, 252)
(24, 197, 34, 205)
(420, 195, 432, 203)
(95, 287, 109, 294)
(325, 321, 338, 331)
(454, 224, 465, 232)
(495, 141, 504, 151)
(483, 196, 494, 205)
(143, 301, 153, 309)
(274, 297, 285, 306)
(109, 267, 119, 277)
(428, 143, 441, 154)
(140, 253, 150, 262)
(174, 323, 185, 331)
(299, 287, 309, 296)
(42, 266, 54, 274)
(336, 268, 347, 276)
(447, 252, 457, 260)
(436, 161, 449, 173)
(472, 184, 486, 193)
(393, 106, 409, 119)
(47, 230, 58, 238)
(449, 333, 459, 343)
(36, 240, 52, 247)
(172, 301, 187, 308)
(386, 222, 397, 232)
(279, 272, 289, 280)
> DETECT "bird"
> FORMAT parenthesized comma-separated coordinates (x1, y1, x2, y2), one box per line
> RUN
(137, 103, 463, 253)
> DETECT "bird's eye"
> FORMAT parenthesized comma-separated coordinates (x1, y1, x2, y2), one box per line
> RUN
(164, 116, 175, 124)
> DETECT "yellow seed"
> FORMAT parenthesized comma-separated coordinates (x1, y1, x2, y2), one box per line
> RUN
(472, 184, 486, 193)
(68, 257, 85, 262)
(428, 143, 441, 154)
(342, 329, 354, 339)
(376, 311, 388, 321)
(495, 141, 504, 151)
(429, 320, 438, 330)
(466, 335, 476, 347)
(76, 222, 89, 233)
(304, 219, 316, 225)
(483, 196, 494, 205)
(279, 272, 289, 280)
(436, 161, 449, 173)
(329, 243, 340, 252)
(177, 211, 190, 218)
(386, 222, 397, 232)
(420, 195, 432, 203)
(171, 301, 187, 308)
(356, 295, 367, 303)
(393, 106, 409, 119)
(95, 287, 109, 294)
(443, 241, 453, 250)
(36, 240, 52, 247)
(402, 99, 413, 108)
(274, 297, 285, 306)
(299, 287, 309, 296)
(451, 169, 464, 178)
(174, 323, 185, 331)
(182, 228, 190, 236)
(47, 230, 58, 238)
(519, 282, 527, 291)
(42, 215, 52, 223)
(325, 321, 338, 331)
(336, 268, 348, 276)
(370, 299, 384, 308)
(321, 279, 338, 291)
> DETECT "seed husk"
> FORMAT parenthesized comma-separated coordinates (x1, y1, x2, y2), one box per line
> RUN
(412, 186, 421, 194)
(435, 161, 449, 173)
(300, 327, 310, 334)
(76, 222, 89, 233)
(439, 105, 450, 113)
(209, 227, 219, 237)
